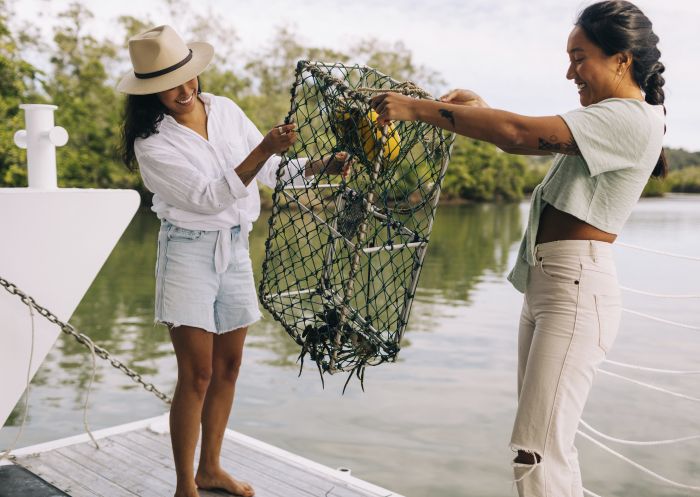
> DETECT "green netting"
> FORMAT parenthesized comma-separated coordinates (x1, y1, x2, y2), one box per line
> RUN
(259, 61, 454, 390)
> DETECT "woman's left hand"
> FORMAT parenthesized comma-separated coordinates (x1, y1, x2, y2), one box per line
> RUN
(370, 93, 418, 125)
(308, 151, 353, 178)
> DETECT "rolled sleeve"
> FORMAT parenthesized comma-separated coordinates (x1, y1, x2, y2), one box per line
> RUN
(560, 98, 651, 177)
(137, 149, 249, 215)
(222, 168, 250, 198)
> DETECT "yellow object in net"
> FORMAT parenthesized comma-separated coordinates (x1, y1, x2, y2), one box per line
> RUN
(335, 107, 401, 162)
(360, 110, 401, 162)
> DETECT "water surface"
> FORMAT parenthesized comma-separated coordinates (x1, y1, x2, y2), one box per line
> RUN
(2, 196, 699, 497)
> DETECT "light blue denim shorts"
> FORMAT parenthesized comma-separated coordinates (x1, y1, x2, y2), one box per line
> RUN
(154, 220, 262, 334)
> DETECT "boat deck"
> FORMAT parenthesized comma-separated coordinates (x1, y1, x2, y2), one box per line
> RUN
(4, 415, 400, 497)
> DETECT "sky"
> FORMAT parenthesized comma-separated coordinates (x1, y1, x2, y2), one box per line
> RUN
(12, 0, 700, 150)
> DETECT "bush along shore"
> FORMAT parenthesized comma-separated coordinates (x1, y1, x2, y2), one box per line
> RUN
(1, 1, 697, 206)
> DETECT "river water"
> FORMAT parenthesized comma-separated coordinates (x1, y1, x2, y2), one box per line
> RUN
(2, 195, 699, 497)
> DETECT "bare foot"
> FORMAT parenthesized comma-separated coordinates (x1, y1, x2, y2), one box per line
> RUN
(173, 483, 200, 497)
(195, 468, 254, 497)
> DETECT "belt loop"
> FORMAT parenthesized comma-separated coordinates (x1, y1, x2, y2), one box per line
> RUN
(590, 240, 597, 263)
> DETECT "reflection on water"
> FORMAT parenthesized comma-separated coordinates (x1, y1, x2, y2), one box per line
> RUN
(2, 197, 700, 497)
(419, 203, 522, 301)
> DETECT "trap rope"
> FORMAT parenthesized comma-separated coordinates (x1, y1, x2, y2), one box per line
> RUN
(259, 61, 453, 389)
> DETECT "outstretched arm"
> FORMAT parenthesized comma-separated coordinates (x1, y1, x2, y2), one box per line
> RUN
(371, 92, 580, 157)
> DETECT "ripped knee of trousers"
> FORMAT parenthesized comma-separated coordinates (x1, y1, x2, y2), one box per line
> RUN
(514, 449, 541, 465)
(511, 446, 542, 484)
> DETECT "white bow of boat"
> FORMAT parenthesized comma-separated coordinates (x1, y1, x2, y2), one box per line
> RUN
(0, 103, 140, 428)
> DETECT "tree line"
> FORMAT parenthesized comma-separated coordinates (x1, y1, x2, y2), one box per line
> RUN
(1, 0, 698, 204)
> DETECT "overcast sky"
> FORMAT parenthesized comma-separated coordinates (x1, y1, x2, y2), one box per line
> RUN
(13, 0, 700, 150)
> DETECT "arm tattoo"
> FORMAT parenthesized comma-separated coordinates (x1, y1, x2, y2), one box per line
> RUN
(438, 108, 456, 129)
(538, 136, 580, 155)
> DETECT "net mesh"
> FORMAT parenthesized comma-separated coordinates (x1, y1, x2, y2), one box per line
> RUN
(259, 61, 454, 390)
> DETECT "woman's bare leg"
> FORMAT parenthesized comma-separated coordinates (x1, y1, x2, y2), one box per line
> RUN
(195, 327, 254, 497)
(170, 326, 214, 497)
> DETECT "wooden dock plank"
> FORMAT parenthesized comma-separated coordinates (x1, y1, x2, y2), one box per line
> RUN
(12, 417, 398, 497)
(66, 439, 175, 497)
(20, 449, 137, 497)
(14, 453, 100, 497)
(135, 428, 366, 497)
(118, 430, 295, 497)
(127, 430, 311, 497)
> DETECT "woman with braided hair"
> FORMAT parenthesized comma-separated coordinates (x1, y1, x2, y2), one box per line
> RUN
(371, 1, 666, 495)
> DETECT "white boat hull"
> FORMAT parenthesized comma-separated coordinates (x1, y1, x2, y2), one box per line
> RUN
(0, 188, 140, 428)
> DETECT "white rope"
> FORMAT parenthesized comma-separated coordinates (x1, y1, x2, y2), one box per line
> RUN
(582, 488, 605, 497)
(0, 305, 35, 461)
(578, 430, 700, 492)
(580, 419, 700, 446)
(598, 368, 700, 403)
(622, 308, 700, 331)
(604, 359, 700, 375)
(620, 286, 700, 299)
(616, 242, 700, 261)
(80, 333, 100, 450)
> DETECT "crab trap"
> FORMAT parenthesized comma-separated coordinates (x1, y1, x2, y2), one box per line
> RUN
(259, 61, 454, 389)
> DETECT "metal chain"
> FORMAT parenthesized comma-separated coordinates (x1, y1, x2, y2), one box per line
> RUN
(0, 276, 172, 405)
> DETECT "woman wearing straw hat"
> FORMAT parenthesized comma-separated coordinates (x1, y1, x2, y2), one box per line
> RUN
(118, 25, 349, 497)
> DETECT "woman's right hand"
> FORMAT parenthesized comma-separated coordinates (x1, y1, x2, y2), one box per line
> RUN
(260, 123, 298, 155)
(439, 89, 490, 108)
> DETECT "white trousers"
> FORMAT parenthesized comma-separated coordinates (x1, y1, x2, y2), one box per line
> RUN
(511, 240, 622, 497)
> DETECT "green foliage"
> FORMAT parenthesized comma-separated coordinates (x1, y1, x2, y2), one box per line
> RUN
(641, 176, 668, 197)
(667, 166, 700, 193)
(442, 137, 527, 202)
(665, 148, 700, 171)
(0, 0, 43, 186)
(1, 0, 697, 206)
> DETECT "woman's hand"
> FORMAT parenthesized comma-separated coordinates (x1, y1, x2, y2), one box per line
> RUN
(259, 123, 297, 155)
(440, 89, 489, 108)
(307, 151, 353, 178)
(370, 93, 419, 126)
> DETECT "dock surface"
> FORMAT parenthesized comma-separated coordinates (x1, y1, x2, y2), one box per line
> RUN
(6, 415, 399, 497)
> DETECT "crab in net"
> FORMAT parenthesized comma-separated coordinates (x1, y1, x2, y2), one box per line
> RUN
(259, 61, 454, 391)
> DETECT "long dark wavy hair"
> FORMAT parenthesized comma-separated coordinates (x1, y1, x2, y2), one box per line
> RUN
(119, 78, 202, 171)
(576, 1, 668, 178)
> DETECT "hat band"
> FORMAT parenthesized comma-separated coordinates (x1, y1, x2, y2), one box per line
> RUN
(134, 49, 193, 80)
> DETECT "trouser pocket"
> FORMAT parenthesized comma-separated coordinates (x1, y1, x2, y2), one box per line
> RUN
(594, 293, 622, 354)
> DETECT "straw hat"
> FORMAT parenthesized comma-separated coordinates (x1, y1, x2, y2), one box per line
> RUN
(117, 25, 214, 95)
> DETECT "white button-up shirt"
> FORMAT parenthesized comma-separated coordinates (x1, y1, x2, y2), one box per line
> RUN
(134, 92, 307, 273)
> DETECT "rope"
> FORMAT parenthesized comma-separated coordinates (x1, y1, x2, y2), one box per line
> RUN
(0, 276, 172, 404)
(622, 308, 700, 330)
(354, 81, 433, 99)
(82, 336, 100, 449)
(604, 359, 700, 375)
(258, 61, 453, 389)
(0, 305, 35, 461)
(616, 242, 700, 261)
(580, 419, 700, 446)
(598, 368, 700, 403)
(620, 286, 700, 299)
(578, 430, 700, 492)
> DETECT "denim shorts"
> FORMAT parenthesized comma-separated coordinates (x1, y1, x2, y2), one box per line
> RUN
(154, 220, 262, 334)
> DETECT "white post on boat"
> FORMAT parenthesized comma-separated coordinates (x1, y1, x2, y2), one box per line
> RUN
(13, 104, 69, 190)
